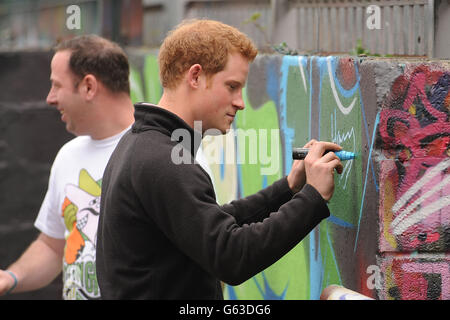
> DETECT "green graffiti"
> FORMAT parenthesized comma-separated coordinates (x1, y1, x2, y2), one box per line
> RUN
(319, 59, 362, 227)
(313, 58, 363, 296)
(144, 54, 162, 104)
(129, 66, 145, 103)
(285, 59, 311, 147)
(129, 54, 161, 104)
(226, 87, 295, 300)
(235, 88, 282, 195)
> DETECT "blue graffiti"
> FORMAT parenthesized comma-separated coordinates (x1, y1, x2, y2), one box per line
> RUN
(225, 271, 288, 300)
(253, 272, 288, 300)
(354, 111, 380, 252)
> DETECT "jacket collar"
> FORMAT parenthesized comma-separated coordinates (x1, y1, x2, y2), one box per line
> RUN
(132, 103, 202, 157)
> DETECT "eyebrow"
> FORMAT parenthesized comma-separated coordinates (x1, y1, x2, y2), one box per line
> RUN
(226, 80, 244, 87)
(49, 77, 61, 86)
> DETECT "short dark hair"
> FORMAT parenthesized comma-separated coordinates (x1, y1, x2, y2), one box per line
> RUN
(55, 34, 130, 95)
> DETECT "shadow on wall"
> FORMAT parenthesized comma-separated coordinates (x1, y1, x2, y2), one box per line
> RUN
(0, 51, 74, 300)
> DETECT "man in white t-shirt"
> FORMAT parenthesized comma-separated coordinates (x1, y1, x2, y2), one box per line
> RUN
(0, 35, 135, 299)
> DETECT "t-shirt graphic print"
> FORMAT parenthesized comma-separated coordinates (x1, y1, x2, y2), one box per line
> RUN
(62, 169, 101, 300)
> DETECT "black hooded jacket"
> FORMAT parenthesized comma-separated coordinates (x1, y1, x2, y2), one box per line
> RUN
(96, 103, 330, 299)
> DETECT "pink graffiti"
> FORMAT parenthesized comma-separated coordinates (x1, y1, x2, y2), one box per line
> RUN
(382, 256, 450, 300)
(401, 262, 450, 300)
(378, 65, 450, 250)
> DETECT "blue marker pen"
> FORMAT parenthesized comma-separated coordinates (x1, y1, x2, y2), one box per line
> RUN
(292, 147, 356, 161)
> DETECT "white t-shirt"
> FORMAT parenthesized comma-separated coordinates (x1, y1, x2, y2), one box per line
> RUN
(35, 128, 130, 300)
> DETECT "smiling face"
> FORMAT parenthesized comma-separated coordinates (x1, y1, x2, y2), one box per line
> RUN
(46, 50, 90, 136)
(197, 52, 250, 134)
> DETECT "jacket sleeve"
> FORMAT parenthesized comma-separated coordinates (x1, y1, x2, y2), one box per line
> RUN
(134, 154, 330, 286)
(219, 177, 296, 226)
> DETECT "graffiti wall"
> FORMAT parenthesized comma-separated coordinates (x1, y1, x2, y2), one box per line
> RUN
(377, 64, 450, 300)
(127, 52, 450, 300)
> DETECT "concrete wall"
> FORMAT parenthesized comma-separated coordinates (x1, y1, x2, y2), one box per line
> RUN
(1, 50, 448, 300)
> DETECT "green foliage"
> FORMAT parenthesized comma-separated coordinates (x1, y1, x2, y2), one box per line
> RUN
(272, 42, 298, 56)
(350, 39, 371, 56)
(350, 39, 384, 57)
(243, 12, 262, 25)
(242, 11, 270, 48)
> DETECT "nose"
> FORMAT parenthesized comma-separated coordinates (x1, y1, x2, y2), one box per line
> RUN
(46, 87, 57, 106)
(233, 91, 245, 110)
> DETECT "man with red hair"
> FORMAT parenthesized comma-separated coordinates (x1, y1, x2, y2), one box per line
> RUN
(96, 19, 343, 299)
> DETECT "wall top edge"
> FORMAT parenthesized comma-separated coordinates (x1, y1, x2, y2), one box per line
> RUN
(1, 49, 448, 65)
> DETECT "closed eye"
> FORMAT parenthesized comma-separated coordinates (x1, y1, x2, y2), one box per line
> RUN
(50, 80, 61, 89)
(226, 81, 242, 91)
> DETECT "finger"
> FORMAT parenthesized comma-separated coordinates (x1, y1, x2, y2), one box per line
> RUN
(320, 141, 342, 152)
(318, 151, 341, 163)
(303, 139, 318, 148)
(291, 159, 303, 168)
(328, 158, 344, 175)
(305, 142, 326, 160)
(318, 152, 344, 174)
(307, 141, 342, 160)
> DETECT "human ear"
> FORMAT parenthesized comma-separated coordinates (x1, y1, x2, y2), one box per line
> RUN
(187, 64, 203, 88)
(81, 74, 98, 100)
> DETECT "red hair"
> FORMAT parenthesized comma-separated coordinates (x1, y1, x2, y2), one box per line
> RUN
(158, 19, 257, 89)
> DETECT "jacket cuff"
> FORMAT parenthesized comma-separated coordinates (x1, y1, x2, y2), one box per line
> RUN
(278, 176, 296, 198)
(300, 184, 330, 219)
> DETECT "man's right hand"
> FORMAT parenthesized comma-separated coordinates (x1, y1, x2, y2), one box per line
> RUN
(304, 141, 343, 201)
(0, 233, 65, 296)
(0, 270, 16, 296)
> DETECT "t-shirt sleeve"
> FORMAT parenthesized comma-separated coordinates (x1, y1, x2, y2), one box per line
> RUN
(34, 160, 66, 240)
